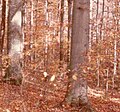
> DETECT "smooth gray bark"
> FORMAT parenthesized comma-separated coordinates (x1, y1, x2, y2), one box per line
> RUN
(65, 0, 93, 111)
(4, 0, 24, 85)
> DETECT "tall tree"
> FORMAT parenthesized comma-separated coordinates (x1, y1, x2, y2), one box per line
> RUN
(44, 0, 49, 72)
(0, 0, 6, 74)
(0, 0, 6, 54)
(60, 0, 64, 63)
(67, 0, 73, 66)
(65, 0, 93, 111)
(3, 0, 24, 85)
(99, 0, 105, 40)
(112, 0, 119, 88)
(96, 0, 99, 42)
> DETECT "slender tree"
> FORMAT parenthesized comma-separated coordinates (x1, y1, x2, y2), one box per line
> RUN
(60, 0, 64, 63)
(0, 0, 6, 54)
(96, 0, 99, 42)
(112, 0, 119, 88)
(44, 0, 49, 72)
(0, 0, 6, 74)
(67, 0, 73, 66)
(99, 0, 105, 40)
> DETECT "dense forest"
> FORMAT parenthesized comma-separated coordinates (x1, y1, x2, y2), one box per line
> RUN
(0, 0, 120, 112)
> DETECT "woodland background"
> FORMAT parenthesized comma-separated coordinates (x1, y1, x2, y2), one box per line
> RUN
(0, 0, 120, 112)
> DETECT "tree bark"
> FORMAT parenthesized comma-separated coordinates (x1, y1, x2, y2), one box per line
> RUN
(0, 0, 6, 54)
(65, 0, 93, 110)
(67, 0, 72, 66)
(99, 0, 105, 40)
(0, 0, 6, 74)
(96, 0, 99, 43)
(60, 0, 64, 62)
(112, 0, 119, 88)
(3, 0, 24, 85)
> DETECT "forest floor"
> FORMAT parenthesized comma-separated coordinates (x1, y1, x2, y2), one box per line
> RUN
(0, 72, 119, 112)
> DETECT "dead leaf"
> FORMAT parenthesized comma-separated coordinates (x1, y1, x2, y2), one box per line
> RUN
(50, 75, 55, 81)
(43, 72, 48, 77)
(72, 73, 78, 80)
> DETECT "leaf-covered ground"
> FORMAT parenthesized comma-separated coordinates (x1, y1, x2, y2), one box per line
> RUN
(0, 72, 119, 112)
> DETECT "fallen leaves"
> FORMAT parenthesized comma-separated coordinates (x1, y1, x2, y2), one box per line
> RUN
(50, 75, 56, 81)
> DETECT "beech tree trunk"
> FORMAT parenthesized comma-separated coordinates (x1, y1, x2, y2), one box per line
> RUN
(3, 0, 24, 85)
(65, 0, 93, 111)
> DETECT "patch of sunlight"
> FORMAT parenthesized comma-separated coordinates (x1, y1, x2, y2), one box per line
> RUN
(88, 87, 104, 97)
(11, 11, 21, 27)
(109, 98, 120, 104)
(88, 87, 120, 104)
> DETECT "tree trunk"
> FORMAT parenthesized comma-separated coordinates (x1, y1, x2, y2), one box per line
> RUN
(65, 0, 93, 110)
(60, 0, 64, 62)
(3, 0, 24, 85)
(0, 0, 6, 53)
(44, 0, 49, 72)
(67, 0, 72, 66)
(0, 0, 6, 75)
(112, 0, 119, 88)
(96, 0, 99, 43)
(99, 0, 105, 40)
